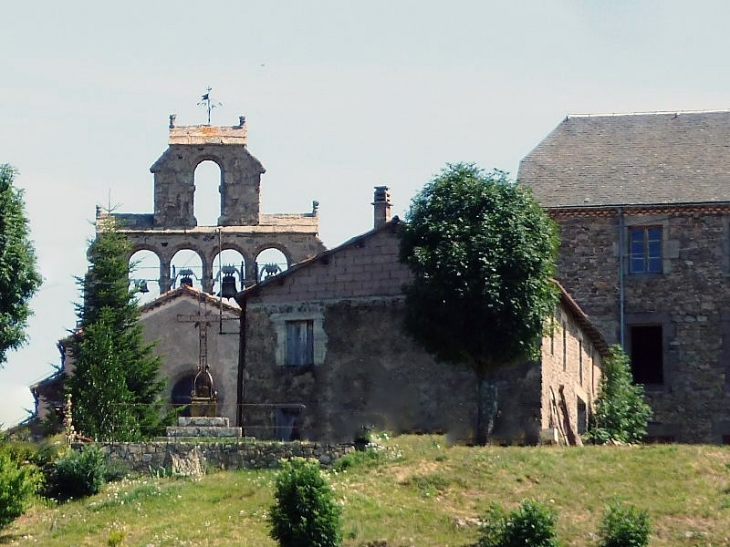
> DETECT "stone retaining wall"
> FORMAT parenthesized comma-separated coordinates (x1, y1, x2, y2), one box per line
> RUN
(94, 441, 355, 475)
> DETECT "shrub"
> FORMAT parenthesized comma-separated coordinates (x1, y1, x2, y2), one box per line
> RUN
(479, 499, 560, 547)
(0, 452, 40, 529)
(46, 445, 106, 501)
(586, 345, 652, 444)
(598, 502, 650, 547)
(269, 458, 342, 547)
(334, 448, 388, 472)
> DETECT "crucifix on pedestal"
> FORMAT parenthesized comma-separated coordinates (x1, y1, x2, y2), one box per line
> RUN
(177, 294, 237, 417)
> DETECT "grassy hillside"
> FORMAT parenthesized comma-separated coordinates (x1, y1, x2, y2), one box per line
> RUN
(2, 435, 730, 546)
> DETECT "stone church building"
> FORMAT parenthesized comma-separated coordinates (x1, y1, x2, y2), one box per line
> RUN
(34, 114, 608, 445)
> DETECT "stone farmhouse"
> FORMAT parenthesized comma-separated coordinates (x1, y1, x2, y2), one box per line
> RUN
(236, 190, 607, 444)
(519, 110, 730, 443)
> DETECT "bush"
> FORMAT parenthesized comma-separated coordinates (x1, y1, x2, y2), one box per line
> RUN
(269, 458, 342, 547)
(598, 502, 650, 547)
(0, 452, 40, 529)
(46, 445, 106, 501)
(479, 500, 560, 547)
(586, 345, 652, 444)
(334, 448, 388, 472)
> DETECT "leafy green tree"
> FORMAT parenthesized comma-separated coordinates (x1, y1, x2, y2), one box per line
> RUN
(0, 165, 41, 366)
(269, 458, 342, 547)
(586, 345, 652, 444)
(68, 224, 167, 440)
(400, 163, 559, 444)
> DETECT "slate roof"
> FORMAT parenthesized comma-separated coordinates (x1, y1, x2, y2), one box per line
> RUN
(518, 110, 730, 208)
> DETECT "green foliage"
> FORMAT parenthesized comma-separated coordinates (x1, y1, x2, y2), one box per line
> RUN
(46, 445, 106, 502)
(0, 165, 42, 366)
(334, 449, 388, 472)
(68, 226, 168, 441)
(0, 452, 41, 529)
(68, 311, 140, 441)
(107, 530, 125, 547)
(269, 458, 342, 547)
(598, 502, 650, 547)
(400, 163, 559, 443)
(479, 500, 560, 547)
(586, 345, 652, 444)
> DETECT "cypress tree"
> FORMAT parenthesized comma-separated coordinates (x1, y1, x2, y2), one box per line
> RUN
(68, 222, 167, 440)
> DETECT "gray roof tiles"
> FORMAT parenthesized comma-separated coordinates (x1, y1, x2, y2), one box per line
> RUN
(518, 111, 730, 208)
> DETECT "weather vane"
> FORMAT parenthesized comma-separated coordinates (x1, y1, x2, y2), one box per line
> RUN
(197, 86, 222, 125)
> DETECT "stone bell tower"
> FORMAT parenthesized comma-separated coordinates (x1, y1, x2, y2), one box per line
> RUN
(100, 115, 325, 293)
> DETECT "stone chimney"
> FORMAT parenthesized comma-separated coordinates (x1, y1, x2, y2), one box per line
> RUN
(372, 186, 392, 229)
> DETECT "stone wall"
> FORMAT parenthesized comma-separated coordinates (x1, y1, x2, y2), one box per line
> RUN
(241, 222, 602, 445)
(96, 440, 354, 475)
(552, 207, 730, 442)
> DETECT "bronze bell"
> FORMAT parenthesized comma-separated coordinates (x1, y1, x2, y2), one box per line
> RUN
(220, 273, 238, 299)
(180, 275, 193, 287)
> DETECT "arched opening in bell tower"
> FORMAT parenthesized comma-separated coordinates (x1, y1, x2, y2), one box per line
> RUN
(255, 248, 289, 281)
(193, 160, 223, 226)
(212, 249, 246, 301)
(171, 249, 204, 291)
(129, 250, 162, 304)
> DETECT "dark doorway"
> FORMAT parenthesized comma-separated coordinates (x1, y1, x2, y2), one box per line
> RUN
(629, 325, 663, 384)
(171, 374, 196, 417)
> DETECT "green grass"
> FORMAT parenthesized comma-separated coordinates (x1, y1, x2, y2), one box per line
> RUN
(2, 435, 730, 546)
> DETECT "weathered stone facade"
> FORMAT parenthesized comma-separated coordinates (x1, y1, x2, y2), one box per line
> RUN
(237, 204, 606, 445)
(138, 287, 241, 425)
(103, 116, 325, 291)
(519, 111, 730, 442)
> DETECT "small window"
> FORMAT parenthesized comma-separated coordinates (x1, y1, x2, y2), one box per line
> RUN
(579, 340, 583, 386)
(550, 316, 555, 356)
(562, 321, 567, 371)
(629, 227, 662, 274)
(629, 325, 663, 384)
(286, 320, 314, 366)
(577, 398, 587, 435)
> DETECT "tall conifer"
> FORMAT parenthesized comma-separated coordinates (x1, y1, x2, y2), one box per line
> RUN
(68, 222, 167, 440)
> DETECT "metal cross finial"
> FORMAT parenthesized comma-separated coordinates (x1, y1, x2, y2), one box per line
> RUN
(197, 86, 222, 125)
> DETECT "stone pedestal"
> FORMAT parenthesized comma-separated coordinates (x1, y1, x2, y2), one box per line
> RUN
(166, 416, 242, 439)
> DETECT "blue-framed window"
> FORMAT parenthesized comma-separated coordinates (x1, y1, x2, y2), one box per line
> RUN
(286, 320, 314, 366)
(629, 227, 662, 274)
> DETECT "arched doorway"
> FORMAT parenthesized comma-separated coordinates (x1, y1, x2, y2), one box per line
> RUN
(171, 374, 196, 418)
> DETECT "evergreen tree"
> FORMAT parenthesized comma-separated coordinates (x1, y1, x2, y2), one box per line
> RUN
(400, 164, 559, 444)
(0, 165, 41, 366)
(68, 222, 167, 440)
(67, 310, 139, 441)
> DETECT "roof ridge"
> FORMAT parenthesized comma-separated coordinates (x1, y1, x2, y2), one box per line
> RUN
(566, 108, 730, 119)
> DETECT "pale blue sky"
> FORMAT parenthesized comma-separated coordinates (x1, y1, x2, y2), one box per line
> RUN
(1, 1, 727, 426)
